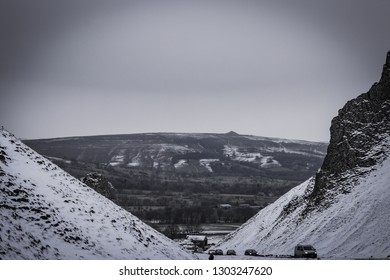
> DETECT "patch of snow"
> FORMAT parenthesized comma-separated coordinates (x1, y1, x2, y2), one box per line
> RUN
(108, 154, 125, 167)
(127, 153, 141, 167)
(264, 146, 326, 157)
(199, 159, 219, 172)
(260, 156, 281, 168)
(224, 145, 281, 166)
(224, 145, 261, 162)
(110, 155, 124, 162)
(155, 144, 196, 154)
(174, 159, 188, 169)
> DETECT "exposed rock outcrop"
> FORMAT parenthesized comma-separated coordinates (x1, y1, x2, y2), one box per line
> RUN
(81, 172, 118, 202)
(310, 50, 390, 207)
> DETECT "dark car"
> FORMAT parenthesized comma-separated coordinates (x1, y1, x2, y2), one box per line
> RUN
(214, 249, 223, 255)
(244, 249, 258, 256)
(294, 245, 317, 258)
(226, 249, 236, 255)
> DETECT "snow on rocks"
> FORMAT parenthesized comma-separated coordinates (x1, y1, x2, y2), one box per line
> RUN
(199, 159, 219, 172)
(174, 159, 188, 169)
(223, 145, 281, 167)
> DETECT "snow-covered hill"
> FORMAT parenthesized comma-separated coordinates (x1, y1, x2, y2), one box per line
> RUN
(215, 51, 390, 259)
(0, 128, 195, 260)
(24, 131, 327, 179)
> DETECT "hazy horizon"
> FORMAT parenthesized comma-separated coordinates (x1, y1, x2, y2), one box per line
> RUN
(1, 0, 390, 142)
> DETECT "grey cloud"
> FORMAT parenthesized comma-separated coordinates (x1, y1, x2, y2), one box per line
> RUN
(1, 0, 389, 141)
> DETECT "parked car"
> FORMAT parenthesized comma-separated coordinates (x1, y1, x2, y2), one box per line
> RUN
(244, 249, 258, 256)
(208, 249, 216, 255)
(214, 249, 224, 255)
(294, 245, 317, 258)
(226, 249, 236, 255)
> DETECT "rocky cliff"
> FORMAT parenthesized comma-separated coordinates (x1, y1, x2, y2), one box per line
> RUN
(309, 51, 390, 208)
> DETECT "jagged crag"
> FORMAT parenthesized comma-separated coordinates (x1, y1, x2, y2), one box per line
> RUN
(283, 51, 390, 217)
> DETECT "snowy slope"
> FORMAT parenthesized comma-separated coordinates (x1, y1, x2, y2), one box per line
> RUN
(216, 153, 390, 258)
(0, 128, 195, 260)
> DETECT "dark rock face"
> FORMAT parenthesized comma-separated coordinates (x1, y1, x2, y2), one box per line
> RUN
(310, 51, 390, 205)
(81, 173, 118, 201)
(279, 51, 390, 218)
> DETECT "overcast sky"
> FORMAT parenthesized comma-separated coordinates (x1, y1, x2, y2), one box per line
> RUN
(1, 0, 389, 142)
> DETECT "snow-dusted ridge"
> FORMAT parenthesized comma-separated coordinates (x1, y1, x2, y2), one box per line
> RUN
(0, 128, 195, 260)
(242, 134, 327, 146)
(24, 131, 327, 179)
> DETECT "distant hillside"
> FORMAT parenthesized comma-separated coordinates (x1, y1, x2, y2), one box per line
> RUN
(23, 132, 327, 224)
(24, 132, 327, 181)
